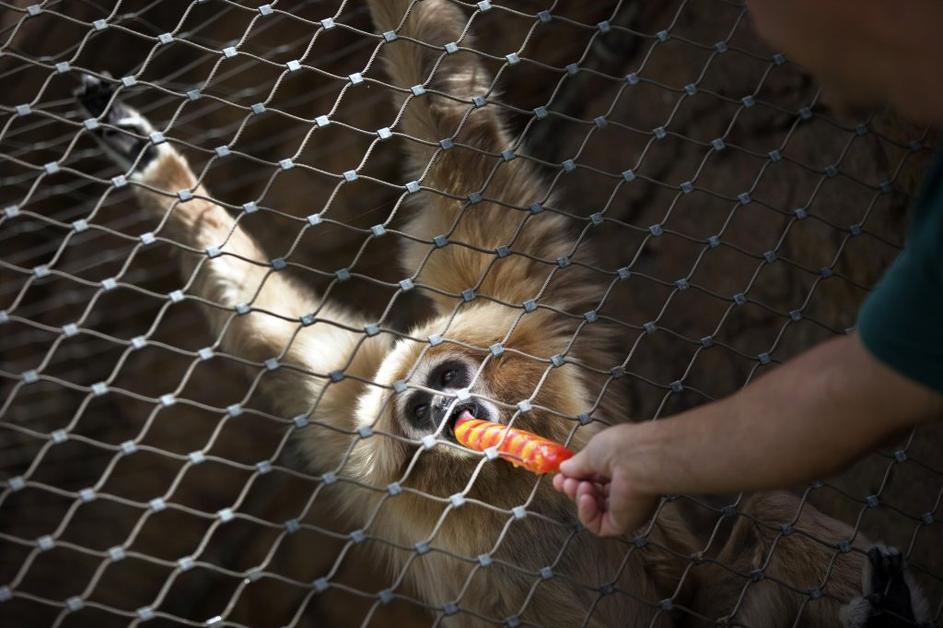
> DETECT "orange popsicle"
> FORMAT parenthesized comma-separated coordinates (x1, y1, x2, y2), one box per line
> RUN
(453, 412, 573, 474)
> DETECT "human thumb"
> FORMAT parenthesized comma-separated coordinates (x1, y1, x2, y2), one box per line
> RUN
(559, 424, 629, 479)
(558, 444, 603, 479)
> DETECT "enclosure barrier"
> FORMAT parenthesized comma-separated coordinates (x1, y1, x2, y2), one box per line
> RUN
(0, 1, 941, 627)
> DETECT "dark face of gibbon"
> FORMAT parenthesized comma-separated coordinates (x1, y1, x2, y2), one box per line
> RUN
(392, 357, 494, 442)
(350, 304, 596, 500)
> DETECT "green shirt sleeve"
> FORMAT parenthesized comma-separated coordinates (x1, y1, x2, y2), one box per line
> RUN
(857, 151, 943, 394)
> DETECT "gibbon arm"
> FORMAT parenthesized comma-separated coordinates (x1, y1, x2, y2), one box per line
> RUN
(76, 77, 386, 460)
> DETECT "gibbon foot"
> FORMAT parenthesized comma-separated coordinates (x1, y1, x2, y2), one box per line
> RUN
(841, 546, 931, 628)
(74, 74, 159, 172)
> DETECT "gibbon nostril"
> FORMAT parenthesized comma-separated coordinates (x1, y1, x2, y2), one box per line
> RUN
(406, 396, 482, 435)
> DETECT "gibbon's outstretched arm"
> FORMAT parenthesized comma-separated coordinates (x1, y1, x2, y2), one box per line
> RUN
(75, 76, 386, 465)
(368, 0, 598, 315)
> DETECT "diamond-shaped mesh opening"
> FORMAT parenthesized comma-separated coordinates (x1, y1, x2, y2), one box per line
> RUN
(1, 1, 940, 627)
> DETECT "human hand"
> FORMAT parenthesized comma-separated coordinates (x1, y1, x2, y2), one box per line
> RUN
(552, 424, 658, 537)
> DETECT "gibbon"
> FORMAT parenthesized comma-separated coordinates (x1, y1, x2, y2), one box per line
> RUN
(74, 1, 928, 626)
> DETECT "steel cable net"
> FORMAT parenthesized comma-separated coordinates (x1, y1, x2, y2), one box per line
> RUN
(0, 0, 941, 627)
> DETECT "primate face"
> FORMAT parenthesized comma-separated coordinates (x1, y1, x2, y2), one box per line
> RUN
(392, 356, 500, 443)
(357, 339, 502, 451)
(352, 306, 595, 488)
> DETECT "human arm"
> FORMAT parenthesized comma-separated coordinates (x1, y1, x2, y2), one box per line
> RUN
(552, 333, 943, 536)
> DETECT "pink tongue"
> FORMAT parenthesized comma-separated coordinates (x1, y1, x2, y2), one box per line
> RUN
(455, 410, 476, 428)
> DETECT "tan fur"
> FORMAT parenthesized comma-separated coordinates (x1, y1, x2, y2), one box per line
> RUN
(103, 1, 882, 625)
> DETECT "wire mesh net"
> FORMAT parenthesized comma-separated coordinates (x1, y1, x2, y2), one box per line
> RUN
(1, 1, 941, 627)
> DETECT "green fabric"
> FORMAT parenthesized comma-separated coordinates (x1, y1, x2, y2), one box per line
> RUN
(858, 149, 943, 394)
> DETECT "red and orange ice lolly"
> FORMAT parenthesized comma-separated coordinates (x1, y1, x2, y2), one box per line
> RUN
(453, 411, 573, 475)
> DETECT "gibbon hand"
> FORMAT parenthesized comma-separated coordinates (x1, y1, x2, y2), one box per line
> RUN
(554, 334, 943, 538)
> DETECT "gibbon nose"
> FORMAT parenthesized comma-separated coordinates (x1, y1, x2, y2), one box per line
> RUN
(431, 396, 480, 429)
(426, 395, 475, 426)
(430, 395, 453, 429)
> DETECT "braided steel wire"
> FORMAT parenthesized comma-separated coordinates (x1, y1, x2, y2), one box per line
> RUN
(1, 1, 940, 627)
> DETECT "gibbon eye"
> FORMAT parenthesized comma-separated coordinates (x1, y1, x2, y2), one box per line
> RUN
(412, 402, 428, 421)
(430, 360, 469, 390)
(440, 368, 457, 387)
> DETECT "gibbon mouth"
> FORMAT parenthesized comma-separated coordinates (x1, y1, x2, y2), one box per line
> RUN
(445, 405, 479, 441)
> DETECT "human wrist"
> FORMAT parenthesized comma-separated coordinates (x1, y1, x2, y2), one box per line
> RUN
(608, 420, 670, 499)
